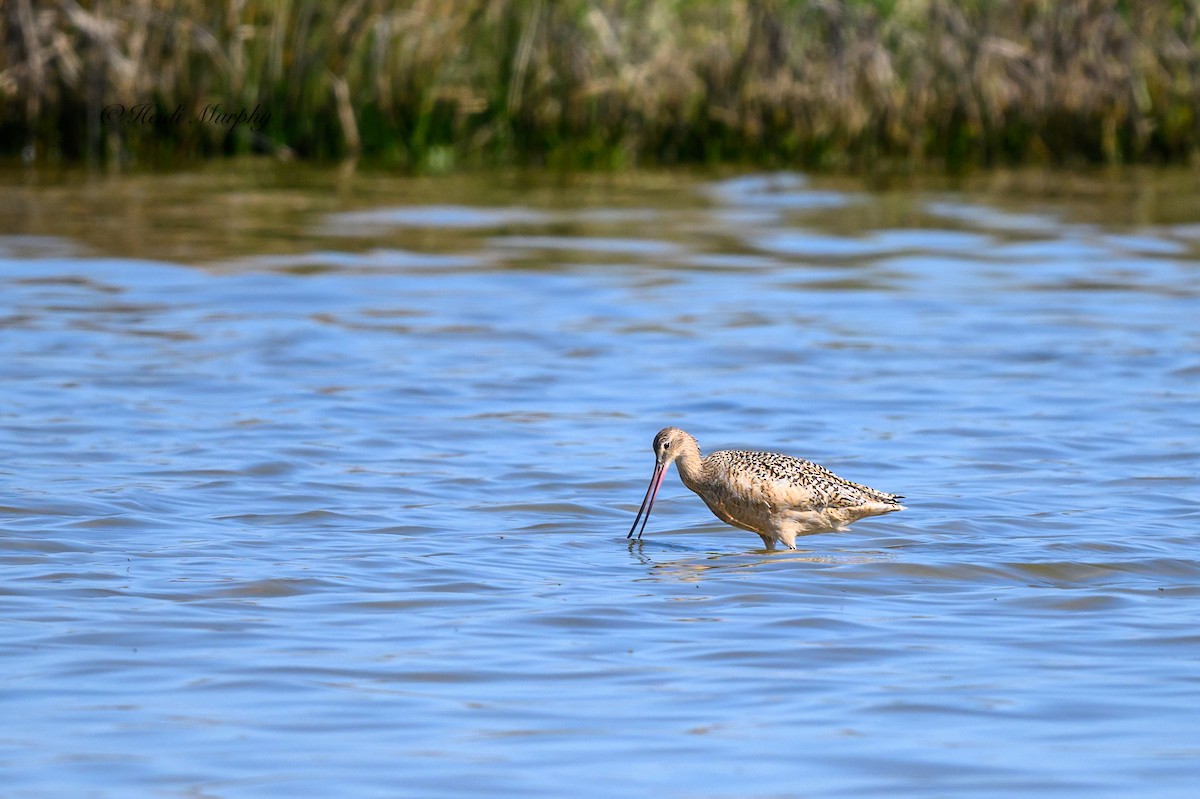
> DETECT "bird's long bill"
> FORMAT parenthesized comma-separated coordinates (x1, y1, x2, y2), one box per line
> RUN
(627, 461, 668, 540)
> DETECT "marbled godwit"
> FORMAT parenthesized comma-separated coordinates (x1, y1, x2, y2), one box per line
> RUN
(627, 427, 905, 550)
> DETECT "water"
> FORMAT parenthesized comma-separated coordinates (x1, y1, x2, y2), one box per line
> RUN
(1, 165, 1199, 798)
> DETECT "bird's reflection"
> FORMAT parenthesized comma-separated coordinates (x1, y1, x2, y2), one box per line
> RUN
(626, 530, 895, 581)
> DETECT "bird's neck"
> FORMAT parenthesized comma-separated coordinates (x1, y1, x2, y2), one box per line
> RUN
(673, 441, 706, 489)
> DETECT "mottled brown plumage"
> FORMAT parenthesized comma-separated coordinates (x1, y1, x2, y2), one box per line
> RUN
(627, 427, 905, 550)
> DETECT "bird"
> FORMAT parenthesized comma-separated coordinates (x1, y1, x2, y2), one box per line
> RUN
(627, 427, 905, 550)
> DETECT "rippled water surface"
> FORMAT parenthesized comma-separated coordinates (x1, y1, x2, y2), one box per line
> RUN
(2, 166, 1199, 797)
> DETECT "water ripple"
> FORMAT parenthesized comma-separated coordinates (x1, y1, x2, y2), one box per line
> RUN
(1, 168, 1198, 798)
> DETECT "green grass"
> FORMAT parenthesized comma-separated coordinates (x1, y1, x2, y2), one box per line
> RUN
(3, 0, 1200, 171)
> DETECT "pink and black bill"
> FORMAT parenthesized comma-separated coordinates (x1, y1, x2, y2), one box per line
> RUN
(627, 460, 669, 540)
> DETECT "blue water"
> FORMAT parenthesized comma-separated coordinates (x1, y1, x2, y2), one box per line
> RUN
(1, 168, 1199, 797)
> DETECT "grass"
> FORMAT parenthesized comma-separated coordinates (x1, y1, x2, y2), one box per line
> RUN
(3, 0, 1200, 171)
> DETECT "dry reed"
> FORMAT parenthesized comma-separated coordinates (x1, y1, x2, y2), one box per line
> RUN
(2, 0, 1199, 169)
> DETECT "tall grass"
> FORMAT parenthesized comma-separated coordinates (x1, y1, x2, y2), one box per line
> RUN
(3, 0, 1199, 170)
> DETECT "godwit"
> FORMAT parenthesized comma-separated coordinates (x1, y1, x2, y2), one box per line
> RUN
(627, 427, 905, 550)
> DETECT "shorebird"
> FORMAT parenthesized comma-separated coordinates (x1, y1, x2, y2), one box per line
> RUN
(627, 427, 904, 550)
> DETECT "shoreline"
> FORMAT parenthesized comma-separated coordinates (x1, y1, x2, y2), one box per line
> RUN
(3, 1, 1199, 171)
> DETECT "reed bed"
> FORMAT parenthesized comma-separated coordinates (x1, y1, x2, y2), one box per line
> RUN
(3, 0, 1199, 170)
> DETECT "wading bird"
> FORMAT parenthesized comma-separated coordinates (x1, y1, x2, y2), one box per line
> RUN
(627, 427, 904, 550)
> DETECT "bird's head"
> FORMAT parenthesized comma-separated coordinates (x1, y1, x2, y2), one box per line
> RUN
(652, 426, 697, 466)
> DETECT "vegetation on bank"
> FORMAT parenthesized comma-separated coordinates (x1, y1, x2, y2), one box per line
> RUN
(3, 0, 1200, 171)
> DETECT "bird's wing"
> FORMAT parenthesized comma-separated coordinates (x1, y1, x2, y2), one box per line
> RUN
(719, 450, 899, 510)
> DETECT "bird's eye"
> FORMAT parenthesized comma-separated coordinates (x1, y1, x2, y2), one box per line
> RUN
(663, 441, 671, 449)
